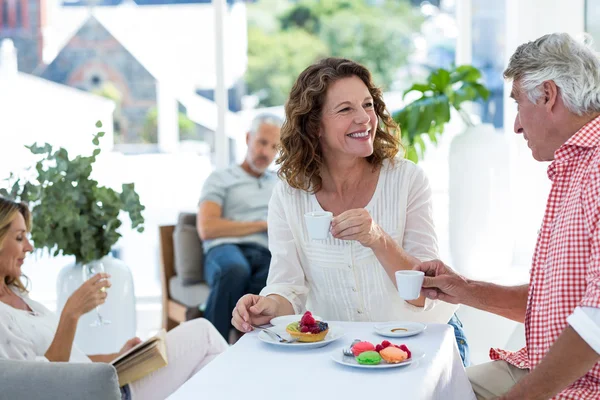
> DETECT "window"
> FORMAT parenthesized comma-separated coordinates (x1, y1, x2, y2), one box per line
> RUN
(472, 0, 506, 128)
(585, 0, 600, 50)
(15, 0, 21, 28)
(1, 1, 9, 28)
(91, 74, 102, 86)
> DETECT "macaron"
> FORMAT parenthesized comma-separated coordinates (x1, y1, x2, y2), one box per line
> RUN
(356, 351, 382, 365)
(351, 341, 375, 356)
(380, 346, 408, 363)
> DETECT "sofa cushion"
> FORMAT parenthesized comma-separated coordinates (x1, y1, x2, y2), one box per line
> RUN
(173, 213, 204, 285)
(0, 360, 120, 400)
(169, 275, 211, 307)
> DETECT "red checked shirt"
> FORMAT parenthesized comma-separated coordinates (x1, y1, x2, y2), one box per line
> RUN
(490, 115, 600, 399)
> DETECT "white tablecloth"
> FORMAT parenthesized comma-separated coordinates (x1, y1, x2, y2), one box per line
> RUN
(168, 322, 476, 400)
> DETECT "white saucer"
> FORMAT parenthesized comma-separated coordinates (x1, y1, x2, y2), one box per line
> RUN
(331, 347, 425, 369)
(269, 314, 323, 327)
(258, 324, 344, 349)
(373, 322, 427, 338)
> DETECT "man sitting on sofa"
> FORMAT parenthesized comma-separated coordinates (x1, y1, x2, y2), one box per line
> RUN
(196, 113, 283, 340)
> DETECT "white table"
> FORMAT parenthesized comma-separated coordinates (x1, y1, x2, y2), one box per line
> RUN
(169, 322, 476, 400)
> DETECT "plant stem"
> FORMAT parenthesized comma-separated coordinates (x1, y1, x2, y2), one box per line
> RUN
(458, 108, 475, 127)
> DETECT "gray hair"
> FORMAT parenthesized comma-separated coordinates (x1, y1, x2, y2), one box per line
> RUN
(248, 113, 284, 135)
(504, 32, 600, 116)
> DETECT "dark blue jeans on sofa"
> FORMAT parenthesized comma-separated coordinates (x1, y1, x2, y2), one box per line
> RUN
(203, 243, 271, 339)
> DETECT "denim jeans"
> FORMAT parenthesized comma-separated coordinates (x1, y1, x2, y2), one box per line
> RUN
(203, 243, 271, 339)
(448, 313, 470, 367)
(120, 385, 131, 400)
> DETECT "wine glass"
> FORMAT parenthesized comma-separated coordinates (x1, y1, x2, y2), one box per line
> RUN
(81, 260, 111, 327)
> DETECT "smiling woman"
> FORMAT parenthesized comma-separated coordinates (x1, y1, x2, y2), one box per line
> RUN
(0, 199, 32, 293)
(232, 57, 470, 367)
(277, 58, 400, 194)
(0, 197, 229, 400)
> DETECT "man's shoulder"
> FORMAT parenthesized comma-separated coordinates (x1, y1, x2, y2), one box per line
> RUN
(205, 166, 242, 185)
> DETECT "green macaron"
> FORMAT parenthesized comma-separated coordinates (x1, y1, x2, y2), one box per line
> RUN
(356, 350, 382, 365)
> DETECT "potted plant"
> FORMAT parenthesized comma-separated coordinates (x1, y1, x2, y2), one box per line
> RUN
(393, 64, 490, 162)
(1, 121, 145, 353)
(393, 66, 513, 280)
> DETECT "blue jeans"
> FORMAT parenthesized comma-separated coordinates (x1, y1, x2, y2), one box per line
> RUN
(448, 313, 470, 367)
(203, 243, 271, 339)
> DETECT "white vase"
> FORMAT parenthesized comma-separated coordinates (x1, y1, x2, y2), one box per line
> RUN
(448, 123, 513, 280)
(56, 255, 136, 354)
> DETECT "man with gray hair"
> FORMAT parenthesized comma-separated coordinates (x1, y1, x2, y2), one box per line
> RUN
(415, 33, 600, 399)
(196, 113, 283, 340)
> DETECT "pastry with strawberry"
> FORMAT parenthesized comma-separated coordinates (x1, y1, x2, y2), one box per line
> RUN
(286, 311, 329, 342)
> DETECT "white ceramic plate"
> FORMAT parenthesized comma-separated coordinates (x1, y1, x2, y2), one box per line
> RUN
(269, 314, 324, 327)
(257, 324, 344, 349)
(373, 322, 427, 338)
(331, 347, 425, 369)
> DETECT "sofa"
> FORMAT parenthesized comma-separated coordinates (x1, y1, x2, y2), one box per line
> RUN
(160, 212, 211, 330)
(0, 359, 120, 400)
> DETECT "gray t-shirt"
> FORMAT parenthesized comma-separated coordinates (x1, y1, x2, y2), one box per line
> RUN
(199, 165, 278, 253)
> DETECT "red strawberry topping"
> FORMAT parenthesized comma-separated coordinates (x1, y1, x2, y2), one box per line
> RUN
(399, 344, 411, 358)
(300, 311, 316, 326)
(381, 340, 391, 348)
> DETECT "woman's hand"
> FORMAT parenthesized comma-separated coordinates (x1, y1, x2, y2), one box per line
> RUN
(118, 337, 142, 356)
(330, 208, 384, 247)
(62, 272, 111, 320)
(232, 294, 280, 332)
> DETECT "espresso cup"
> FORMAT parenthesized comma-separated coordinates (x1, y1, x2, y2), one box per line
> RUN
(304, 211, 333, 240)
(395, 270, 425, 300)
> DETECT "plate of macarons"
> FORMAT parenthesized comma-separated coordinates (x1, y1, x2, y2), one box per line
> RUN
(331, 339, 424, 369)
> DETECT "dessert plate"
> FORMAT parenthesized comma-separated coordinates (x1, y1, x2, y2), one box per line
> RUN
(258, 324, 344, 349)
(373, 322, 426, 338)
(269, 314, 323, 327)
(331, 347, 425, 369)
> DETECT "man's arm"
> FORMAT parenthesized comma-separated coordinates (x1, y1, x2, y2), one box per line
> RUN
(500, 326, 600, 400)
(461, 282, 529, 323)
(417, 260, 529, 322)
(197, 201, 267, 241)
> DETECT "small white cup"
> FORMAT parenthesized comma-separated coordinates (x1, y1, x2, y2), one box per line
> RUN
(395, 270, 425, 300)
(304, 211, 333, 240)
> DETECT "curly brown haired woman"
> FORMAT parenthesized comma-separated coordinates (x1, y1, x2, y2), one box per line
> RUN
(233, 58, 469, 366)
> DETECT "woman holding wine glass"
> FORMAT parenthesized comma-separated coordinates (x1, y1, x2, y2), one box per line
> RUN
(82, 260, 111, 326)
(0, 197, 228, 400)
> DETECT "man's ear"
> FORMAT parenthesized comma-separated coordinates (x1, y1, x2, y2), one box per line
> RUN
(542, 80, 559, 111)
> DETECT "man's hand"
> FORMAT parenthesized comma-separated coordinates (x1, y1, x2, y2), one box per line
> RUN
(414, 260, 470, 304)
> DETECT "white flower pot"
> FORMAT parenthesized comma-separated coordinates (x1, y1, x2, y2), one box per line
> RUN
(56, 255, 136, 354)
(448, 123, 513, 280)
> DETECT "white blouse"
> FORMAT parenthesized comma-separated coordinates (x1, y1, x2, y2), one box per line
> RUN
(261, 157, 458, 323)
(0, 287, 90, 363)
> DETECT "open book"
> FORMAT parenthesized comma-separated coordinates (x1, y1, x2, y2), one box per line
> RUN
(111, 329, 168, 387)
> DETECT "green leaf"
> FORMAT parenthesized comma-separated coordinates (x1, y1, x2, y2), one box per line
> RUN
(405, 146, 418, 163)
(92, 137, 100, 146)
(92, 149, 101, 157)
(406, 104, 421, 140)
(472, 82, 491, 101)
(451, 65, 482, 83)
(95, 121, 103, 128)
(429, 68, 451, 92)
(402, 83, 430, 98)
